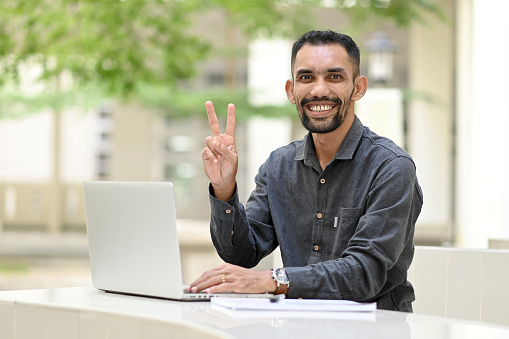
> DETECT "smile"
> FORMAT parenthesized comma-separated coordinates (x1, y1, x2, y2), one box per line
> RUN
(308, 104, 334, 112)
(305, 102, 338, 117)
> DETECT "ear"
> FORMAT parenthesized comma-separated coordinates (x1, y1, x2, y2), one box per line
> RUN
(351, 76, 368, 101)
(285, 79, 296, 104)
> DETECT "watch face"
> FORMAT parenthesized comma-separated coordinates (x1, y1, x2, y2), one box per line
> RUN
(275, 268, 290, 284)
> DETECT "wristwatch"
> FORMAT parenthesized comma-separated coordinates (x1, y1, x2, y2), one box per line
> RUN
(272, 268, 290, 292)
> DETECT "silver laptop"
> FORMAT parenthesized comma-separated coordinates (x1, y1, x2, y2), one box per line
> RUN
(83, 181, 274, 301)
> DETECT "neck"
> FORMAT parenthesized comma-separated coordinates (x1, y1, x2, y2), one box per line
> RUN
(312, 112, 355, 171)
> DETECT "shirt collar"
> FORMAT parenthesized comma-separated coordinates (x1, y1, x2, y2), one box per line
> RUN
(295, 115, 364, 162)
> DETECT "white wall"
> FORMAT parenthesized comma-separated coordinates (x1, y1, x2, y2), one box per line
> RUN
(0, 112, 54, 182)
(0, 111, 97, 183)
(455, 0, 509, 247)
(407, 0, 455, 241)
(246, 38, 294, 199)
(409, 246, 509, 326)
(356, 88, 404, 148)
(60, 110, 98, 182)
(247, 39, 292, 107)
(245, 116, 293, 199)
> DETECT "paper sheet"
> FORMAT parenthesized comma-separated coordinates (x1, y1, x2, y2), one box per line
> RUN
(211, 297, 376, 312)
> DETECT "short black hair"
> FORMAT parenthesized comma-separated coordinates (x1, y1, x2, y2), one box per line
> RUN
(291, 30, 360, 79)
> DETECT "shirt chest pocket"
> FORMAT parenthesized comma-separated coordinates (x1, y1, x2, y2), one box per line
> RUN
(331, 207, 363, 256)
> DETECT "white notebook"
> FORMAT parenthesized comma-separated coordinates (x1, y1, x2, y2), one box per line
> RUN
(211, 297, 377, 312)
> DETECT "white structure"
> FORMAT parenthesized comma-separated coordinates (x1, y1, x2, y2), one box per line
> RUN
(2, 2, 509, 248)
(247, 38, 292, 107)
(0, 111, 98, 183)
(246, 38, 294, 200)
(455, 0, 509, 247)
(356, 88, 404, 148)
(407, 0, 455, 244)
(0, 112, 54, 182)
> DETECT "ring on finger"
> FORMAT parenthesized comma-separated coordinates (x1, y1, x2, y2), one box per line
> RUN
(219, 274, 227, 283)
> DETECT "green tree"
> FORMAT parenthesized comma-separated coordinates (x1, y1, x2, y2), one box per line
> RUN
(0, 1, 209, 94)
(0, 0, 444, 118)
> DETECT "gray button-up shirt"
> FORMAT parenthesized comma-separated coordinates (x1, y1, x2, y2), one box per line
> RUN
(209, 116, 423, 312)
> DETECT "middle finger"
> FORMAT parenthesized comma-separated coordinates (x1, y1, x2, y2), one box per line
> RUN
(225, 103, 236, 139)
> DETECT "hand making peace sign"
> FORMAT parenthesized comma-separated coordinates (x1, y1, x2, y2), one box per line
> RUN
(201, 101, 238, 201)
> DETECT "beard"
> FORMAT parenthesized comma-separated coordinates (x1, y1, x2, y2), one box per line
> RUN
(298, 92, 353, 134)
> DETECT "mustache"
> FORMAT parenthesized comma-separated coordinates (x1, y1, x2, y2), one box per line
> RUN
(300, 96, 342, 107)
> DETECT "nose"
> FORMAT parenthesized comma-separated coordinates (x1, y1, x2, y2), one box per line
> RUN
(310, 77, 331, 98)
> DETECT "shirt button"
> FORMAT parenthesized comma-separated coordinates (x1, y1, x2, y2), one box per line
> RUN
(317, 213, 323, 219)
(314, 245, 319, 251)
(320, 178, 326, 184)
(226, 209, 232, 214)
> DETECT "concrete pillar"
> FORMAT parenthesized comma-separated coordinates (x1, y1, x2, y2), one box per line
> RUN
(356, 88, 404, 148)
(245, 38, 294, 199)
(455, 0, 509, 247)
(48, 112, 62, 233)
(110, 104, 156, 181)
(407, 0, 456, 243)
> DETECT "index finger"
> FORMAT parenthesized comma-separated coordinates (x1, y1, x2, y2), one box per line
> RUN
(225, 103, 236, 138)
(188, 268, 223, 292)
(205, 101, 221, 137)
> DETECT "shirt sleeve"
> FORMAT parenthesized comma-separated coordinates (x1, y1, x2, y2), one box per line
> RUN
(208, 164, 279, 268)
(284, 156, 423, 301)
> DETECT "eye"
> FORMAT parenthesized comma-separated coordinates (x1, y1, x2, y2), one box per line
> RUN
(330, 74, 343, 80)
(298, 74, 313, 81)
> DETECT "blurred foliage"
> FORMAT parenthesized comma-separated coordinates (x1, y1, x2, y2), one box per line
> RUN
(0, 0, 209, 95)
(0, 84, 107, 119)
(0, 0, 444, 118)
(0, 261, 30, 274)
(138, 85, 298, 121)
(330, 0, 445, 27)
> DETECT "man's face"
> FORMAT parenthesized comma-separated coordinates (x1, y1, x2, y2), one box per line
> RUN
(287, 44, 357, 134)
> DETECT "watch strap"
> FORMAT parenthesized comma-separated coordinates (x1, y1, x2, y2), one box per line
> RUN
(272, 268, 290, 295)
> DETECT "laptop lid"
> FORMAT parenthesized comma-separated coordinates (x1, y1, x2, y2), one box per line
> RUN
(83, 181, 274, 301)
(83, 181, 187, 300)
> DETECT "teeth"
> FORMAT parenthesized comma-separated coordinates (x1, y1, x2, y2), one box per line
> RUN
(310, 105, 332, 112)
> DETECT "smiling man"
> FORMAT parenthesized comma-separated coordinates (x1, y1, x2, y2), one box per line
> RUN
(188, 30, 423, 312)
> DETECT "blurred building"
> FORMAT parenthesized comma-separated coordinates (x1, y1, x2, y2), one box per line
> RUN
(0, 0, 508, 250)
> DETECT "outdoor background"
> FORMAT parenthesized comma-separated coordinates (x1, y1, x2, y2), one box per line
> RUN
(1, 0, 508, 290)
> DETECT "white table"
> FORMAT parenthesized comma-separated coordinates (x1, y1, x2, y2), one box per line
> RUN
(1, 287, 509, 339)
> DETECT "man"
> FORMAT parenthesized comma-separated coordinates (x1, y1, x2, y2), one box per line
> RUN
(187, 30, 423, 312)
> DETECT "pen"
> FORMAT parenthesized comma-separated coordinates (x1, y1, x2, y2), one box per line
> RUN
(269, 295, 285, 303)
